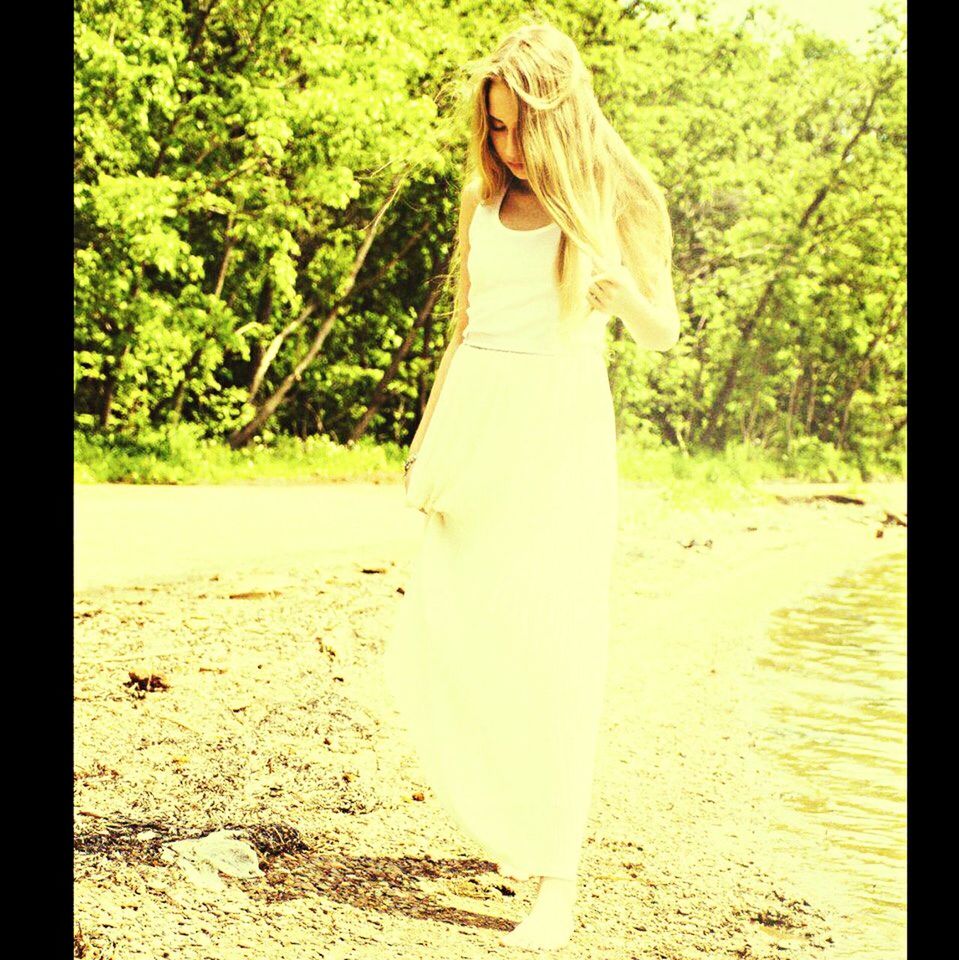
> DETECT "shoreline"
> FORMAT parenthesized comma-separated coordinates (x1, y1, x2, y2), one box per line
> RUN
(74, 482, 905, 959)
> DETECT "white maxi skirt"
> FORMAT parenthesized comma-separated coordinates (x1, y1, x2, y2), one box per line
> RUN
(382, 340, 619, 881)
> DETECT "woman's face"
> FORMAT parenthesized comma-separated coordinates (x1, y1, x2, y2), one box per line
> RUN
(487, 79, 527, 180)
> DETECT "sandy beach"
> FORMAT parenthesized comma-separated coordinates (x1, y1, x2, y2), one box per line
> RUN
(73, 479, 906, 960)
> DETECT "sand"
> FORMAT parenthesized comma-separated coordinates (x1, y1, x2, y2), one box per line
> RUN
(73, 480, 906, 960)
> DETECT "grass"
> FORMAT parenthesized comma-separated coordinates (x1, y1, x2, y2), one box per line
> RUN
(74, 426, 405, 486)
(74, 425, 903, 510)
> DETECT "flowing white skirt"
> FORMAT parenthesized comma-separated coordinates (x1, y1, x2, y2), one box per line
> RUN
(382, 341, 618, 880)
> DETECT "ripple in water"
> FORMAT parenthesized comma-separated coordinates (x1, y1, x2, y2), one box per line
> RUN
(755, 549, 906, 960)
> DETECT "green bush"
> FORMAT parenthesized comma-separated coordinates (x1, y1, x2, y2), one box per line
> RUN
(781, 436, 862, 483)
(74, 423, 898, 493)
(73, 426, 408, 485)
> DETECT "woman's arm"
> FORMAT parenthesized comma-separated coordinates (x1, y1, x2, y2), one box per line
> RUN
(617, 269, 680, 352)
(590, 251, 680, 353)
(408, 181, 480, 458)
(609, 209, 681, 352)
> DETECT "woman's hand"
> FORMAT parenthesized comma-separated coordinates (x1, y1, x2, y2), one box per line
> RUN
(404, 457, 426, 511)
(586, 258, 647, 320)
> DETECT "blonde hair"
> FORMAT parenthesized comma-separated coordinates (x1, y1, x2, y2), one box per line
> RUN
(443, 19, 674, 342)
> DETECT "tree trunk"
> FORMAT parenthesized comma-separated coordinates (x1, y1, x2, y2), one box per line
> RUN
(743, 388, 761, 444)
(349, 252, 451, 443)
(836, 360, 870, 451)
(670, 418, 688, 455)
(607, 320, 631, 436)
(149, 224, 242, 425)
(785, 372, 802, 452)
(228, 170, 410, 448)
(98, 342, 129, 428)
(759, 414, 777, 449)
(249, 312, 304, 401)
(151, 0, 220, 175)
(229, 308, 341, 448)
(699, 71, 896, 447)
(171, 346, 205, 421)
(804, 368, 818, 433)
(834, 296, 903, 450)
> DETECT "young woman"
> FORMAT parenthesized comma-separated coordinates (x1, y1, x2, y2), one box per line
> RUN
(383, 21, 679, 951)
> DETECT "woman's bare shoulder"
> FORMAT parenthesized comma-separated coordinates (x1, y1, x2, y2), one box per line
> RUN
(460, 178, 484, 212)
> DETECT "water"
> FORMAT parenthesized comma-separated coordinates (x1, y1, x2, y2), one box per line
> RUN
(754, 549, 906, 959)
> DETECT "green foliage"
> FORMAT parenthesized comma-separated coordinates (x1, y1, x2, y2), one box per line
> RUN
(74, 425, 405, 484)
(74, 0, 906, 481)
(781, 435, 862, 483)
(619, 430, 779, 508)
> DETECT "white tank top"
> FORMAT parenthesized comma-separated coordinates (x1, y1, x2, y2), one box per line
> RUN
(461, 184, 609, 356)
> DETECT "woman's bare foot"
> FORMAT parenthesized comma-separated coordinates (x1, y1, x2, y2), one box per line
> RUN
(496, 859, 531, 882)
(498, 875, 577, 950)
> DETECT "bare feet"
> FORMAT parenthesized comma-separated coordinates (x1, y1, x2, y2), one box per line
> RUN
(498, 875, 577, 950)
(496, 859, 531, 883)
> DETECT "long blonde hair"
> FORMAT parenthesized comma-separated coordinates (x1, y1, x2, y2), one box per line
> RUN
(443, 19, 674, 341)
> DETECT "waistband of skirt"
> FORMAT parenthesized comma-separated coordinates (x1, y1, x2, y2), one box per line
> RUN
(460, 338, 604, 359)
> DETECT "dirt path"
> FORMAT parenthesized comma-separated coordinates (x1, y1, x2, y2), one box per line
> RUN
(73, 482, 422, 593)
(73, 481, 905, 959)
